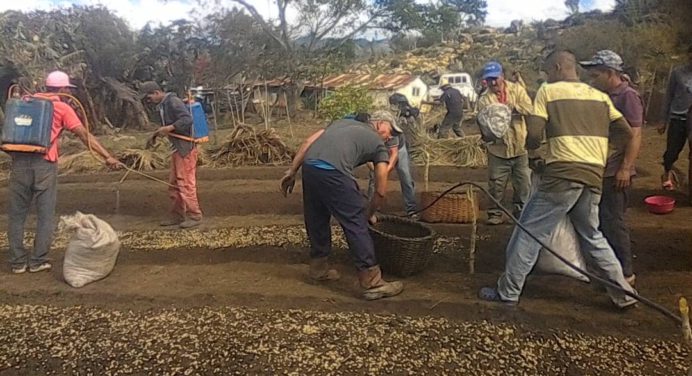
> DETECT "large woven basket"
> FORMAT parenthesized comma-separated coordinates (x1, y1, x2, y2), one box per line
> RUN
(369, 215, 436, 277)
(420, 190, 479, 223)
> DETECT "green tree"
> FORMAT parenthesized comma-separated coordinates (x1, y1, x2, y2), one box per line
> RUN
(441, 0, 487, 25)
(377, 0, 487, 38)
(318, 85, 372, 120)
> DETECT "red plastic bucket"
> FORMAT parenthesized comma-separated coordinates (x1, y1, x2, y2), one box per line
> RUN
(644, 195, 676, 214)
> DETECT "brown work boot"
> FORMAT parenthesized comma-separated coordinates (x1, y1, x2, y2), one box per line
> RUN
(309, 257, 340, 281)
(358, 265, 403, 301)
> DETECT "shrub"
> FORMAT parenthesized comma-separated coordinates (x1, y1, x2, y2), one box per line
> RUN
(318, 85, 373, 121)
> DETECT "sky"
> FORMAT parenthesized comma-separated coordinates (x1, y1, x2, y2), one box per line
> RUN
(2, 0, 616, 30)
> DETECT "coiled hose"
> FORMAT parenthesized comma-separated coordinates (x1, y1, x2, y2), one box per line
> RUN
(407, 181, 682, 325)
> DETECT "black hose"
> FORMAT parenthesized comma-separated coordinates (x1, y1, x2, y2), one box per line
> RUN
(403, 181, 682, 325)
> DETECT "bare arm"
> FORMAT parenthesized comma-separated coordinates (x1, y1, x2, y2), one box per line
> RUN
(525, 116, 547, 150)
(386, 147, 399, 173)
(368, 162, 388, 217)
(513, 85, 534, 116)
(621, 126, 641, 168)
(288, 129, 325, 175)
(609, 117, 634, 152)
(614, 125, 640, 189)
(72, 125, 121, 168)
(280, 129, 325, 196)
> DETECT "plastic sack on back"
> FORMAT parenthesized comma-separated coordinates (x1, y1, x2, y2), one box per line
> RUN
(531, 173, 590, 282)
(476, 103, 512, 140)
(59, 212, 120, 288)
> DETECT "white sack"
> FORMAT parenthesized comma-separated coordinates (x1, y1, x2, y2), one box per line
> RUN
(530, 174, 590, 282)
(60, 212, 120, 288)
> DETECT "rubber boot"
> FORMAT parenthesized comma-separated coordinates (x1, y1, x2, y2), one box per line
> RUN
(358, 265, 404, 300)
(309, 257, 340, 281)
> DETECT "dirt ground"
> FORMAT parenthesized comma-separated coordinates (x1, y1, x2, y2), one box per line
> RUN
(0, 126, 691, 375)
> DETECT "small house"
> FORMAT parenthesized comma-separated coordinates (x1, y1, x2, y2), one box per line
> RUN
(305, 73, 429, 108)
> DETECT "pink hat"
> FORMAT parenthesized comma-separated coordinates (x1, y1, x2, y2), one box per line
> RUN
(45, 71, 77, 88)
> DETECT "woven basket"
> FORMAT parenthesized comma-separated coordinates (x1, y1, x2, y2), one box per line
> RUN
(369, 215, 436, 277)
(420, 190, 479, 223)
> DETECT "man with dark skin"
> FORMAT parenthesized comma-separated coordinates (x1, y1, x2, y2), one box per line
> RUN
(581, 50, 644, 286)
(478, 51, 637, 309)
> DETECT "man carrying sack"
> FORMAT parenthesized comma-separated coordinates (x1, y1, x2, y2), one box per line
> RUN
(280, 114, 404, 300)
(476, 61, 533, 224)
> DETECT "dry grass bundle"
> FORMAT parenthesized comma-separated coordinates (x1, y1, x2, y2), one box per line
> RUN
(117, 148, 169, 171)
(208, 125, 294, 167)
(409, 125, 487, 168)
(405, 107, 487, 167)
(58, 137, 85, 156)
(410, 136, 487, 167)
(196, 146, 211, 167)
(58, 151, 107, 174)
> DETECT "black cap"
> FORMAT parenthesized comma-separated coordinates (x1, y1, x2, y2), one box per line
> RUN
(139, 81, 162, 99)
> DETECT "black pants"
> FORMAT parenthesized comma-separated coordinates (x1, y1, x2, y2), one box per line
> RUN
(302, 164, 377, 271)
(438, 113, 464, 138)
(663, 116, 691, 172)
(598, 177, 633, 277)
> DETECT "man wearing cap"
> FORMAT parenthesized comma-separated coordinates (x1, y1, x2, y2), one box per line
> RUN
(477, 61, 533, 224)
(478, 51, 637, 309)
(657, 45, 692, 191)
(581, 50, 644, 287)
(366, 110, 419, 219)
(8, 71, 121, 274)
(437, 84, 465, 138)
(279, 114, 404, 300)
(140, 81, 203, 229)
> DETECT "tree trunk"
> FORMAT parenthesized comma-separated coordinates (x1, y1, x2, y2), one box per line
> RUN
(285, 81, 304, 116)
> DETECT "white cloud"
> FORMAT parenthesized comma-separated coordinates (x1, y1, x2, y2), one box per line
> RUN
(484, 0, 569, 27)
(0, 0, 59, 12)
(1, 0, 617, 31)
(79, 0, 198, 29)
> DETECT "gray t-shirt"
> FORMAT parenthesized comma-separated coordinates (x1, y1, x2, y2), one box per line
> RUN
(385, 132, 406, 150)
(663, 65, 692, 117)
(305, 119, 389, 179)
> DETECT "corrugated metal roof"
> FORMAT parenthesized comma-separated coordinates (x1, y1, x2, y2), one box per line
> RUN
(312, 73, 417, 90)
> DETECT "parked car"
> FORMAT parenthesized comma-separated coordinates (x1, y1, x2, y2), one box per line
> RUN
(427, 73, 478, 108)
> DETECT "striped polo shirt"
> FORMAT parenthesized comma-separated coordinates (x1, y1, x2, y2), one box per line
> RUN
(532, 81, 624, 189)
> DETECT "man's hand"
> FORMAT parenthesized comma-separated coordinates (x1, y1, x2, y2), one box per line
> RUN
(280, 169, 296, 197)
(615, 168, 631, 190)
(105, 156, 124, 170)
(368, 214, 378, 226)
(529, 157, 546, 173)
(145, 134, 158, 150)
(156, 125, 175, 137)
(656, 122, 667, 135)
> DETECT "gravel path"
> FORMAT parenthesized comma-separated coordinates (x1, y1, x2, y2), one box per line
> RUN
(0, 304, 688, 375)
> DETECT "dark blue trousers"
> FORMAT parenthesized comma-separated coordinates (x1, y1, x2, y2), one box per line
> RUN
(302, 164, 377, 271)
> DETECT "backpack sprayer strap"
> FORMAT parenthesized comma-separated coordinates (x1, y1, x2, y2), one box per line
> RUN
(0, 144, 47, 153)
